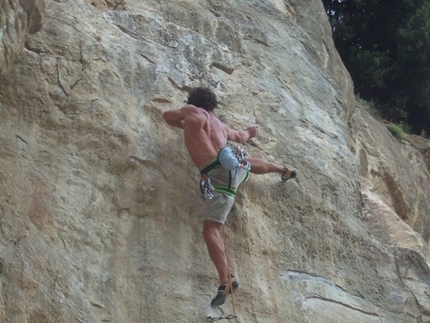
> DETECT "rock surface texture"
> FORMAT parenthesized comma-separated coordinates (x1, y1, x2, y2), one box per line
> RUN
(1, 0, 430, 322)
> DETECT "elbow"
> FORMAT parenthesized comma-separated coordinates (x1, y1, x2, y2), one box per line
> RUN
(162, 112, 172, 125)
(162, 112, 168, 122)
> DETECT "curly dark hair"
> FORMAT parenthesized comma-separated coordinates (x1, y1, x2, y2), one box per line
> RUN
(187, 87, 218, 111)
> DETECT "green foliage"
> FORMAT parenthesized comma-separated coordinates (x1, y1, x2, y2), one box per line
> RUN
(402, 123, 413, 134)
(349, 47, 392, 98)
(356, 95, 380, 119)
(386, 123, 404, 140)
(322, 0, 430, 137)
(358, 95, 413, 136)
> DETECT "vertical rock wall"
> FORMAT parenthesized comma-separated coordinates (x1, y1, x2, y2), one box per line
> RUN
(0, 0, 429, 322)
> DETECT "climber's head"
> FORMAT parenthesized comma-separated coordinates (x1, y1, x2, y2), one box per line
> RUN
(187, 87, 218, 112)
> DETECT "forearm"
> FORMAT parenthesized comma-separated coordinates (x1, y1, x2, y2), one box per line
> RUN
(233, 129, 253, 143)
(241, 129, 253, 143)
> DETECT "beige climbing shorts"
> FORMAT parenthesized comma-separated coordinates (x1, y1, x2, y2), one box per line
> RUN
(199, 155, 250, 224)
(202, 191, 235, 224)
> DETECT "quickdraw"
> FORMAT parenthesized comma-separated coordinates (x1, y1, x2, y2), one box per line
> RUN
(200, 174, 215, 199)
(234, 146, 247, 167)
(207, 314, 237, 321)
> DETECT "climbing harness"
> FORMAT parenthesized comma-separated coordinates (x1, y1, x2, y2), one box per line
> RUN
(207, 314, 238, 321)
(199, 145, 250, 199)
(200, 174, 215, 199)
(217, 145, 249, 171)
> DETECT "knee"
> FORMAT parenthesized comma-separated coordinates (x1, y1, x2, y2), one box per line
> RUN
(202, 220, 222, 241)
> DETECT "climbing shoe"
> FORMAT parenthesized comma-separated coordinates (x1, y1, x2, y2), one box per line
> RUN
(281, 167, 297, 181)
(210, 278, 239, 307)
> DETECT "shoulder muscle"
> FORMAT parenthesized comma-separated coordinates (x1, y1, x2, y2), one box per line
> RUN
(183, 105, 207, 127)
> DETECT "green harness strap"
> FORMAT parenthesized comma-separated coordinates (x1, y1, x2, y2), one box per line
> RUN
(200, 160, 250, 198)
(213, 185, 237, 197)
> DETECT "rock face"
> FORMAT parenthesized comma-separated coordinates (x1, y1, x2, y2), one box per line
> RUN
(1, 0, 429, 322)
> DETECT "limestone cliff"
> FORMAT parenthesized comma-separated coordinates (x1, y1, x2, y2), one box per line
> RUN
(1, 0, 429, 322)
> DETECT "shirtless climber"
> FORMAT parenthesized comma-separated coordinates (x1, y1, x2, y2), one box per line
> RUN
(162, 87, 297, 306)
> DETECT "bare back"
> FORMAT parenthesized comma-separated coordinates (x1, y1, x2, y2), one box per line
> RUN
(163, 104, 255, 168)
(184, 108, 228, 168)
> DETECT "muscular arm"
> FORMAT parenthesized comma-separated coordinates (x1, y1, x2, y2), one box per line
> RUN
(225, 124, 259, 143)
(162, 105, 206, 129)
(162, 108, 186, 129)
